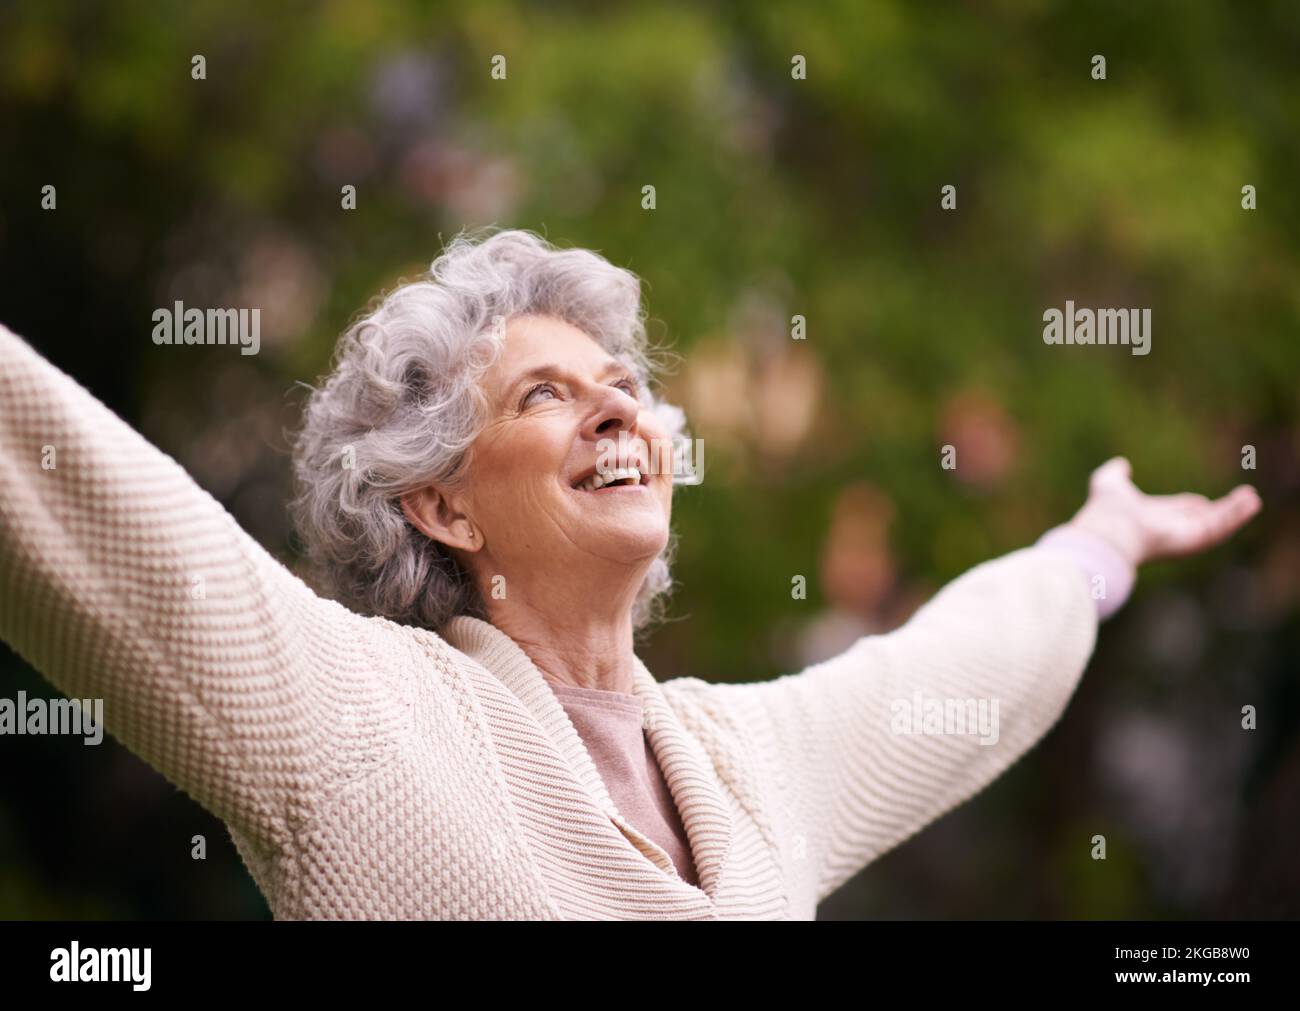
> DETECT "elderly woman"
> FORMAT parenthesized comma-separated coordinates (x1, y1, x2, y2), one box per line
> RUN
(0, 227, 1260, 919)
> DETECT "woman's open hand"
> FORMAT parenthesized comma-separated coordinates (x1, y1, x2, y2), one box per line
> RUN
(1066, 456, 1262, 568)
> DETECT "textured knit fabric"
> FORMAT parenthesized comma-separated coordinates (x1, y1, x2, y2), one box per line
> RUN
(556, 534, 1131, 895)
(1036, 525, 1137, 621)
(550, 683, 700, 888)
(0, 321, 1100, 920)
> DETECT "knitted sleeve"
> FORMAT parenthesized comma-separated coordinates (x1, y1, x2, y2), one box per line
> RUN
(688, 546, 1098, 905)
(0, 321, 411, 857)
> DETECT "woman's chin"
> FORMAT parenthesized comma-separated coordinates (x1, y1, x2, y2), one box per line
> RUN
(578, 517, 669, 560)
(561, 483, 670, 553)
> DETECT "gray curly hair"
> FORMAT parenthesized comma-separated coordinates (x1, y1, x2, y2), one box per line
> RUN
(289, 226, 686, 634)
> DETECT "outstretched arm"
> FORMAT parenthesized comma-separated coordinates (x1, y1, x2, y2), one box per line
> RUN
(0, 322, 421, 857)
(684, 458, 1260, 905)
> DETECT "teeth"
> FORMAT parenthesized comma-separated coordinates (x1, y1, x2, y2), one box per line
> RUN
(579, 466, 641, 491)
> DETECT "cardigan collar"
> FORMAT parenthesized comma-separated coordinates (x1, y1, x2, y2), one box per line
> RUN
(440, 614, 733, 901)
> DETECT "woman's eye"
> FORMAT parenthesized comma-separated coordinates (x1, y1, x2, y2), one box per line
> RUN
(521, 377, 635, 410)
(522, 383, 557, 407)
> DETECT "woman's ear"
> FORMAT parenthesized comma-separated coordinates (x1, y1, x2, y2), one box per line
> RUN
(400, 485, 480, 552)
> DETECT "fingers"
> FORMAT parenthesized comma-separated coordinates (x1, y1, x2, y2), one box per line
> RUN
(1191, 484, 1262, 550)
(1165, 492, 1211, 509)
(1090, 455, 1134, 492)
(1222, 484, 1262, 522)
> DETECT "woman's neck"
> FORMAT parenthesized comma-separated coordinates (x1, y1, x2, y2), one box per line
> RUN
(485, 598, 639, 694)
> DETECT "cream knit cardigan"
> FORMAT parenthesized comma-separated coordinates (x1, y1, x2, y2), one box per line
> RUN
(0, 322, 1098, 920)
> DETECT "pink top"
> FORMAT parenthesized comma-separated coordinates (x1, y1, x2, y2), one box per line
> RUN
(549, 682, 701, 888)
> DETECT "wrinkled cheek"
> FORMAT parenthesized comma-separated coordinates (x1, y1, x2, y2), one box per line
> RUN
(477, 477, 543, 535)
(514, 483, 574, 545)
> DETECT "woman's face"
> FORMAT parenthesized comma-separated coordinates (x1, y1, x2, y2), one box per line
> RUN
(429, 314, 674, 595)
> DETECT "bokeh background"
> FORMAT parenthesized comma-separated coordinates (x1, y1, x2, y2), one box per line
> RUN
(1, 0, 1297, 920)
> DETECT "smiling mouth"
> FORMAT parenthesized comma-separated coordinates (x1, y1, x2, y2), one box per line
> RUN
(571, 466, 651, 492)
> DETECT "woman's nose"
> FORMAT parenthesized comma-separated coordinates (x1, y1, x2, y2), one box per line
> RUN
(583, 385, 640, 440)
